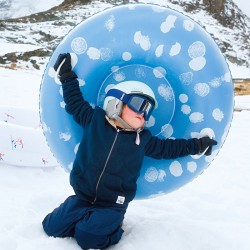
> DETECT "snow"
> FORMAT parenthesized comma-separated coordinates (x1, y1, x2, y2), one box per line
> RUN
(0, 43, 41, 56)
(228, 62, 250, 79)
(1, 0, 248, 20)
(0, 0, 63, 19)
(0, 1, 250, 249)
(0, 68, 40, 109)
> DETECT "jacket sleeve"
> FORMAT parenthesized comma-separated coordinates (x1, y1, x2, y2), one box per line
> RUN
(62, 79, 94, 127)
(144, 136, 201, 159)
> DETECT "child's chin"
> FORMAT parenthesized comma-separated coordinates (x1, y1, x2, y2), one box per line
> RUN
(130, 121, 145, 129)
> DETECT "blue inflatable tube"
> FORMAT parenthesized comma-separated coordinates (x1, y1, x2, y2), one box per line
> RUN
(40, 3, 234, 199)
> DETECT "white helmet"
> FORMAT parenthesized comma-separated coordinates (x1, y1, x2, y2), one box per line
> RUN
(103, 81, 157, 127)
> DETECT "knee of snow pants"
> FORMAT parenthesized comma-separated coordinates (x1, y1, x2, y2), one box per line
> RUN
(42, 195, 126, 249)
(75, 225, 124, 249)
(74, 208, 125, 249)
(42, 195, 89, 238)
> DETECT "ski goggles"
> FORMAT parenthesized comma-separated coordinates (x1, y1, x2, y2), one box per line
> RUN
(106, 89, 155, 120)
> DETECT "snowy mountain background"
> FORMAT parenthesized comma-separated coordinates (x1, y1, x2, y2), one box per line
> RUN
(1, 0, 250, 19)
(0, 0, 250, 77)
(0, 1, 250, 250)
(0, 0, 63, 19)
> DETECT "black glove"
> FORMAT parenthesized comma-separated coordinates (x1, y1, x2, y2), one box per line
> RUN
(54, 53, 77, 83)
(198, 136, 217, 156)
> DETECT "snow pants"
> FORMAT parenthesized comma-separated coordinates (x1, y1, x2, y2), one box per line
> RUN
(42, 195, 126, 249)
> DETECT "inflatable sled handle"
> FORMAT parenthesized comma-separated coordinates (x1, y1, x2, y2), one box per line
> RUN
(195, 136, 214, 159)
(55, 58, 66, 80)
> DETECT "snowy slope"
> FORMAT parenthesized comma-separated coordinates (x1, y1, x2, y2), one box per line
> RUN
(0, 0, 249, 19)
(0, 0, 249, 75)
(0, 0, 63, 19)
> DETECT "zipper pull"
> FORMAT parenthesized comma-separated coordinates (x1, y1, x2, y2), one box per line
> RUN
(136, 130, 140, 145)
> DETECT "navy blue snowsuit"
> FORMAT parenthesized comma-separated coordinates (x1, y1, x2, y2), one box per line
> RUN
(43, 79, 202, 249)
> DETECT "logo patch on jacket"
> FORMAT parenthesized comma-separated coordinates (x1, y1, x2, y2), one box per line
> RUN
(116, 196, 125, 204)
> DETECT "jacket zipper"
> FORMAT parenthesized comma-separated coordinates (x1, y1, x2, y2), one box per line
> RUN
(92, 129, 120, 204)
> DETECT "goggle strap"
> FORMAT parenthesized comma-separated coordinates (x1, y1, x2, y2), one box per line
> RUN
(106, 89, 131, 104)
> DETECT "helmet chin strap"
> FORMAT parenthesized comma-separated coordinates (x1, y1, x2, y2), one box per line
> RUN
(113, 114, 142, 145)
(113, 114, 133, 130)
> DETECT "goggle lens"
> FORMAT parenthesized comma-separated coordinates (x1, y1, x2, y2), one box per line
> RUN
(127, 95, 154, 120)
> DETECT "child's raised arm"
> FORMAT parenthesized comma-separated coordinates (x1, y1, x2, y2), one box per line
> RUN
(54, 53, 94, 127)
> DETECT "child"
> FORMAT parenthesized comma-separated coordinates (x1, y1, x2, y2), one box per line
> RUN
(42, 53, 217, 249)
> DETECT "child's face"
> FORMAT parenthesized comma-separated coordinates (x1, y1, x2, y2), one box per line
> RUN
(121, 104, 145, 129)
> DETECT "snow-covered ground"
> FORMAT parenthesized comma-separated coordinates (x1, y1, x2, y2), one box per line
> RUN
(0, 65, 250, 250)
